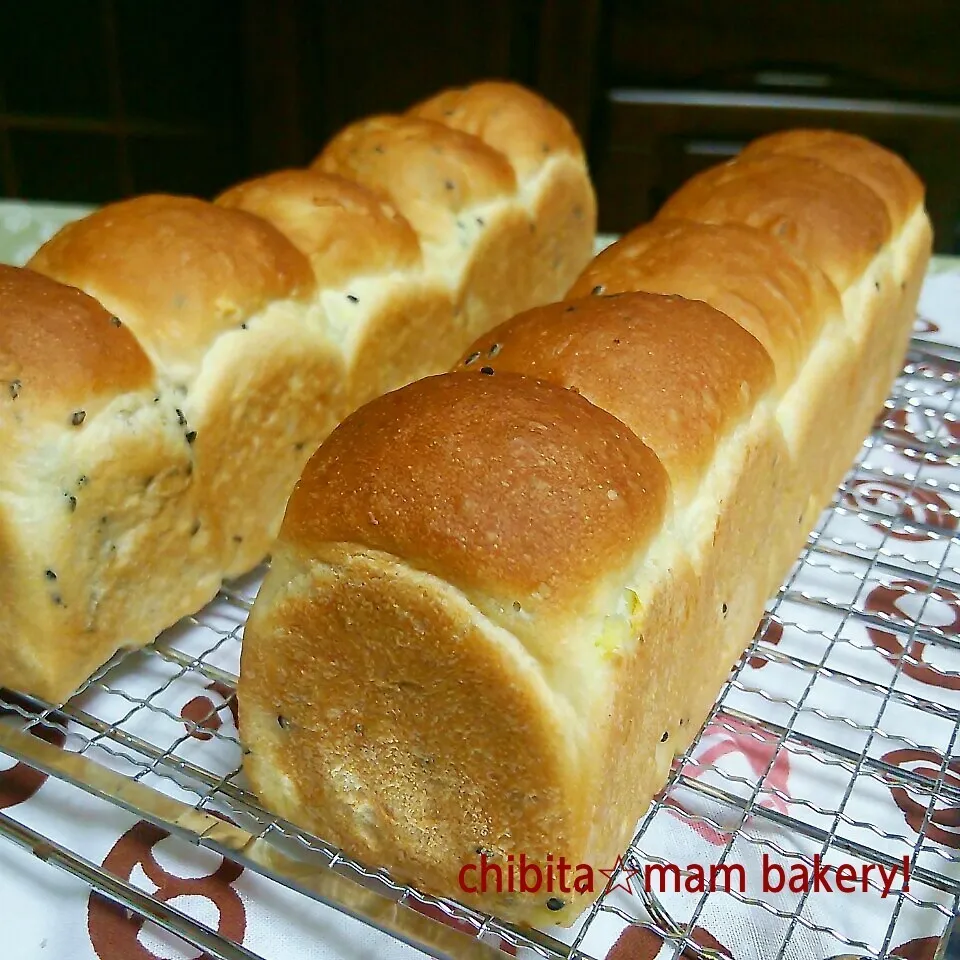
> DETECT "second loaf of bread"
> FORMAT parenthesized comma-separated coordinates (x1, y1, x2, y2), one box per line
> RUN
(237, 130, 931, 927)
(2, 81, 594, 704)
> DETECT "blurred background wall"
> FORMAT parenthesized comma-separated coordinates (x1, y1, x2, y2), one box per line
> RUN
(1, 0, 958, 251)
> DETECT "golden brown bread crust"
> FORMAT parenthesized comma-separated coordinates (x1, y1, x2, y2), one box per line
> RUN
(658, 153, 892, 291)
(28, 195, 315, 379)
(283, 371, 668, 660)
(410, 80, 584, 179)
(568, 219, 839, 388)
(314, 116, 517, 249)
(215, 169, 423, 288)
(455, 292, 775, 496)
(740, 128, 924, 230)
(0, 265, 153, 422)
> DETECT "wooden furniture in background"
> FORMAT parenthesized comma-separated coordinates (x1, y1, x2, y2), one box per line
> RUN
(1, 0, 957, 252)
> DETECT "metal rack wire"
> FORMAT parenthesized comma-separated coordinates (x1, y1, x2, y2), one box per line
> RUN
(2, 339, 960, 960)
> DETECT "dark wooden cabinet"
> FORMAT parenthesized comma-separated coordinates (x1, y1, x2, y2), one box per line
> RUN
(1, 0, 958, 251)
(593, 0, 960, 252)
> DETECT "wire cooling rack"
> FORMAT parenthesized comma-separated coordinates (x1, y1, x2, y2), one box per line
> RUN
(2, 340, 960, 960)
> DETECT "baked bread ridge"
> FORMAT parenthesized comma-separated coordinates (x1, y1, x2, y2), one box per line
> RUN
(0, 266, 215, 703)
(238, 130, 931, 927)
(317, 83, 596, 352)
(655, 135, 931, 540)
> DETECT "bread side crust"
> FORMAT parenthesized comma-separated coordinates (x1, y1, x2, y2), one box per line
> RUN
(240, 546, 585, 927)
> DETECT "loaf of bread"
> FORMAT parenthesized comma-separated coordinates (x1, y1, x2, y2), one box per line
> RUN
(0, 81, 594, 703)
(237, 130, 932, 926)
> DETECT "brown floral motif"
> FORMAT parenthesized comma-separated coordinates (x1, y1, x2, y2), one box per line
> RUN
(409, 900, 517, 955)
(747, 617, 784, 670)
(881, 748, 960, 850)
(664, 715, 792, 847)
(891, 936, 940, 959)
(913, 315, 941, 335)
(607, 923, 734, 959)
(865, 580, 960, 690)
(0, 719, 66, 810)
(179, 680, 239, 741)
(87, 819, 245, 960)
(842, 478, 957, 542)
(876, 405, 960, 467)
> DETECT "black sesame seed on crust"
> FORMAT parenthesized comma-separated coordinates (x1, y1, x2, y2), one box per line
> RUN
(175, 408, 187, 426)
(110, 317, 122, 327)
(479, 366, 494, 376)
(346, 294, 359, 303)
(9, 380, 20, 400)
(546, 898, 564, 911)
(463, 351, 481, 366)
(660, 731, 669, 742)
(591, 285, 605, 296)
(185, 430, 197, 444)
(45, 570, 57, 581)
(488, 343, 501, 357)
(71, 410, 86, 426)
(66, 494, 77, 512)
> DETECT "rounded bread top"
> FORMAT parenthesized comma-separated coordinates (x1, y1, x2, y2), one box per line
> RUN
(455, 291, 775, 495)
(282, 371, 668, 622)
(29, 195, 315, 377)
(0, 264, 154, 424)
(313, 115, 517, 248)
(409, 80, 584, 181)
(217, 169, 423, 289)
(569, 218, 841, 387)
(740, 128, 924, 231)
(658, 153, 892, 292)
